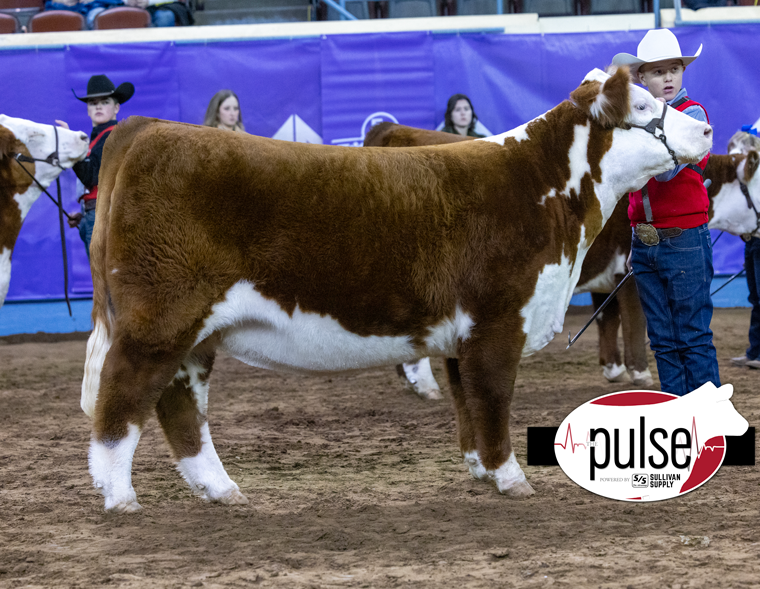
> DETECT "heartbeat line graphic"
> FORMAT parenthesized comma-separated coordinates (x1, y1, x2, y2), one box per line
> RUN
(674, 417, 724, 471)
(554, 424, 589, 453)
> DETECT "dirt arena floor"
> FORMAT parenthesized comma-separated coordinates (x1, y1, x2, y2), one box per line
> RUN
(1, 308, 758, 588)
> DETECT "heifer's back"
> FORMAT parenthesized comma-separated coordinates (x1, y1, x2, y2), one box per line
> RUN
(364, 122, 473, 148)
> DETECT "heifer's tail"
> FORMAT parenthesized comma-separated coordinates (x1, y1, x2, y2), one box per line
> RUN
(81, 116, 158, 418)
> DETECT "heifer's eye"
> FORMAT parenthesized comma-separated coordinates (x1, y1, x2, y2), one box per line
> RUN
(636, 104, 647, 111)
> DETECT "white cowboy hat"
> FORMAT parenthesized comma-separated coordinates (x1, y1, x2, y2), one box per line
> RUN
(612, 29, 702, 76)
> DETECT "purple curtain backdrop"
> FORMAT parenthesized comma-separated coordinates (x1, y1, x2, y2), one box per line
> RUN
(2, 25, 757, 301)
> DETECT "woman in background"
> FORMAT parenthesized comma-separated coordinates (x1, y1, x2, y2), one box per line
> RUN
(204, 90, 245, 133)
(441, 93, 484, 138)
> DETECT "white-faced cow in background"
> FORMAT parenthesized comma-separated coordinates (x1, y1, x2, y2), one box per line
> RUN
(0, 115, 89, 306)
(80, 68, 712, 513)
(709, 150, 760, 239)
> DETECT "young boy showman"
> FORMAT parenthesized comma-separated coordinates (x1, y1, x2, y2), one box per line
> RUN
(612, 29, 720, 397)
(56, 74, 134, 259)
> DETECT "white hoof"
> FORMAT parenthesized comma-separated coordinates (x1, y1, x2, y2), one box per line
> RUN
(631, 368, 654, 387)
(218, 488, 249, 505)
(603, 363, 630, 383)
(499, 479, 535, 498)
(493, 452, 534, 498)
(103, 487, 142, 513)
(401, 359, 442, 400)
(463, 451, 488, 481)
(105, 499, 143, 514)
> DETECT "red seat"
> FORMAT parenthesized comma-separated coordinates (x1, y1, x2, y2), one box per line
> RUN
(0, 11, 19, 32)
(0, 0, 42, 29)
(94, 6, 150, 29)
(28, 9, 84, 31)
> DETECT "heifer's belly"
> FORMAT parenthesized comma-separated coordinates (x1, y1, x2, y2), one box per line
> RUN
(520, 246, 590, 357)
(196, 281, 471, 374)
(574, 250, 627, 294)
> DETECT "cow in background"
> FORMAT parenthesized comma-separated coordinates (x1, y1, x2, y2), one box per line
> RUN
(0, 115, 88, 306)
(365, 122, 653, 391)
(80, 69, 712, 512)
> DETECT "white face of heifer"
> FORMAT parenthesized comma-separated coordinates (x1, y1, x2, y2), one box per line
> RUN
(504, 69, 713, 354)
(584, 69, 712, 203)
(0, 115, 88, 306)
(709, 151, 760, 238)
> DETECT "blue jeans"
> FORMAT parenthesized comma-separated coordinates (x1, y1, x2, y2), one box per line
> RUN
(152, 8, 176, 26)
(631, 223, 720, 396)
(78, 207, 96, 261)
(745, 237, 760, 360)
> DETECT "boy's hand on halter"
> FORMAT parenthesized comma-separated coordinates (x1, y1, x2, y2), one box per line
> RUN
(68, 213, 83, 229)
(55, 120, 70, 130)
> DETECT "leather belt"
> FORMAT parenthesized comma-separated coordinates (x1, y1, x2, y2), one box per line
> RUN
(83, 199, 97, 212)
(634, 224, 683, 246)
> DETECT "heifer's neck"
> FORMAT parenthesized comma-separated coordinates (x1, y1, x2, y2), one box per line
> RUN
(0, 176, 39, 305)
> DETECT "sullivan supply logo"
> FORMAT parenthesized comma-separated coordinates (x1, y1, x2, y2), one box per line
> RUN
(554, 383, 748, 502)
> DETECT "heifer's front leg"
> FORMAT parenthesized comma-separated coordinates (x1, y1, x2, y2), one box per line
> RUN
(156, 349, 248, 505)
(89, 336, 185, 513)
(456, 328, 534, 498)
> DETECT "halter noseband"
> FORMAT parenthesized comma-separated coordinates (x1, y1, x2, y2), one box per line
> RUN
(628, 102, 680, 170)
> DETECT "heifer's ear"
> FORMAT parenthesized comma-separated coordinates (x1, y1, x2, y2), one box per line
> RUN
(745, 150, 759, 183)
(570, 67, 631, 129)
(0, 125, 16, 160)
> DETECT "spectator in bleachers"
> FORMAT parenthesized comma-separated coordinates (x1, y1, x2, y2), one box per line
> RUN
(124, 0, 194, 26)
(204, 90, 246, 133)
(44, 0, 122, 30)
(441, 94, 485, 138)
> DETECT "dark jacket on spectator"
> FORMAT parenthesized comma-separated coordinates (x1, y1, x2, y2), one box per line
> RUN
(74, 119, 116, 194)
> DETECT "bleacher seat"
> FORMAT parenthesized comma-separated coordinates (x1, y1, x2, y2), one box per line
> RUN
(589, 0, 640, 13)
(94, 6, 151, 29)
(522, 0, 575, 16)
(327, 0, 369, 19)
(0, 0, 42, 29)
(457, 0, 498, 14)
(27, 9, 84, 31)
(388, 0, 437, 17)
(0, 11, 19, 32)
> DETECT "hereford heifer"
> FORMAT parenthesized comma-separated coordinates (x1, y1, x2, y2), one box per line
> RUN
(365, 123, 653, 389)
(81, 68, 712, 512)
(0, 115, 89, 306)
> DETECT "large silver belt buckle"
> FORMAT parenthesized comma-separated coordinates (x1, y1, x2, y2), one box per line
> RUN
(635, 223, 659, 246)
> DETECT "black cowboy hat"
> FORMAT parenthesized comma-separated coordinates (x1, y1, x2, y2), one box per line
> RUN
(72, 74, 134, 104)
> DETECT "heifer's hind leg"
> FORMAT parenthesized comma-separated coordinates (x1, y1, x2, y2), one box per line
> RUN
(446, 358, 487, 481)
(89, 335, 186, 513)
(593, 292, 628, 383)
(155, 347, 248, 505)
(457, 323, 534, 498)
(618, 279, 653, 387)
